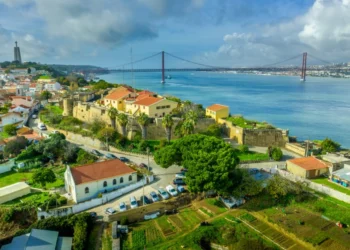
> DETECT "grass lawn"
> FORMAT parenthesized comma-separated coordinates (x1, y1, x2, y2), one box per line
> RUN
(237, 151, 269, 162)
(2, 192, 50, 206)
(0, 171, 33, 188)
(39, 75, 52, 79)
(225, 116, 273, 129)
(46, 105, 63, 115)
(29, 177, 65, 189)
(312, 177, 350, 196)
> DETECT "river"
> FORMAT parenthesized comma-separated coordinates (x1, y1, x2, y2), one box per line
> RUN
(99, 72, 350, 148)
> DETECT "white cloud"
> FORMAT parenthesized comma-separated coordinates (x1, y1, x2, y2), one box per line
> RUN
(205, 0, 350, 66)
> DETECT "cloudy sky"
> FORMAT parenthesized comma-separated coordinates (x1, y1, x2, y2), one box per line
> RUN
(0, 0, 349, 67)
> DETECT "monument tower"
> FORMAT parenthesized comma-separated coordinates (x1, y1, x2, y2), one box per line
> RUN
(14, 41, 22, 63)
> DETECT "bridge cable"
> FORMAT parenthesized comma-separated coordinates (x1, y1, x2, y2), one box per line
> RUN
(116, 52, 162, 68)
(260, 54, 302, 68)
(308, 54, 333, 65)
(165, 52, 229, 69)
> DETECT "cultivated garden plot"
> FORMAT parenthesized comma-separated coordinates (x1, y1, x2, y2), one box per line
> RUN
(155, 216, 177, 237)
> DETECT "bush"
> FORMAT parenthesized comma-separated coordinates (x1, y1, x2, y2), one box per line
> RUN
(271, 147, 283, 161)
(76, 149, 97, 165)
(58, 196, 68, 206)
(159, 139, 168, 148)
(120, 216, 129, 225)
(238, 144, 249, 153)
(138, 140, 148, 151)
(3, 124, 17, 136)
(3, 208, 15, 222)
(73, 220, 88, 250)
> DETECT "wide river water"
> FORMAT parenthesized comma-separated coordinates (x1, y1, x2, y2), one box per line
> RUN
(99, 72, 350, 148)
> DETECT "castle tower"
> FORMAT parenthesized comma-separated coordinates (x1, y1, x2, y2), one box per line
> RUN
(62, 98, 74, 116)
(14, 41, 22, 63)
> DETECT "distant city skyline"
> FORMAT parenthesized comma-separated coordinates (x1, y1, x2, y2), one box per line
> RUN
(0, 0, 349, 67)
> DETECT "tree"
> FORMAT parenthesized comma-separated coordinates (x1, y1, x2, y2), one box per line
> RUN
(181, 119, 194, 136)
(76, 149, 97, 164)
(73, 220, 88, 250)
(271, 147, 283, 161)
(185, 110, 198, 125)
(117, 113, 128, 137)
(90, 118, 106, 134)
(4, 136, 28, 157)
(32, 168, 56, 188)
(137, 113, 150, 139)
(3, 124, 17, 136)
(97, 127, 119, 144)
(63, 144, 79, 163)
(266, 175, 290, 199)
(321, 138, 341, 154)
(107, 107, 118, 129)
(27, 68, 31, 74)
(204, 124, 222, 138)
(162, 114, 174, 142)
(40, 91, 52, 101)
(231, 169, 263, 197)
(5, 69, 11, 74)
(34, 133, 67, 160)
(154, 134, 240, 194)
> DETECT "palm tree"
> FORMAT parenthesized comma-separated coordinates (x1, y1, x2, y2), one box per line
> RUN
(108, 107, 118, 129)
(185, 110, 198, 125)
(162, 114, 174, 142)
(117, 113, 128, 137)
(181, 119, 194, 136)
(137, 113, 150, 140)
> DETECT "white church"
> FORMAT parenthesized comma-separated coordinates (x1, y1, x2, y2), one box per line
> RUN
(64, 159, 137, 203)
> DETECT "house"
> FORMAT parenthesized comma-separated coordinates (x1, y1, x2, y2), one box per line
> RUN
(0, 112, 26, 131)
(125, 96, 177, 117)
(330, 164, 350, 188)
(16, 126, 33, 136)
(104, 86, 136, 111)
(64, 159, 137, 203)
(0, 182, 30, 204)
(206, 104, 229, 122)
(44, 82, 62, 91)
(322, 153, 350, 173)
(286, 156, 330, 179)
(1, 228, 72, 250)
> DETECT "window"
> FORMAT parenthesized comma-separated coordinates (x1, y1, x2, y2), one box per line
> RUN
(156, 106, 160, 109)
(166, 105, 170, 108)
(129, 175, 132, 181)
(143, 106, 145, 109)
(113, 101, 115, 103)
(103, 181, 107, 187)
(113, 179, 117, 185)
(119, 101, 122, 104)
(120, 177, 124, 183)
(85, 187, 89, 193)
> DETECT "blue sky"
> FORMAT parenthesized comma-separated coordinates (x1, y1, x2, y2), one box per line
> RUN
(0, 0, 349, 68)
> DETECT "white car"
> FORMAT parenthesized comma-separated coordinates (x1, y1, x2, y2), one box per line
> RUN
(119, 202, 127, 212)
(32, 114, 37, 119)
(175, 172, 186, 179)
(51, 130, 59, 134)
(38, 123, 47, 130)
(158, 188, 170, 200)
(105, 207, 116, 215)
(130, 196, 138, 209)
(166, 185, 178, 197)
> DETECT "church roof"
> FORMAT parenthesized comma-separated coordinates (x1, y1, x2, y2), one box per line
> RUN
(70, 159, 136, 185)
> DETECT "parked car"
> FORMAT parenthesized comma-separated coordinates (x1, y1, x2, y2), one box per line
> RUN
(32, 114, 37, 119)
(130, 196, 138, 209)
(51, 130, 59, 134)
(150, 191, 159, 202)
(37, 123, 47, 130)
(177, 185, 185, 193)
(158, 188, 170, 200)
(105, 207, 116, 215)
(173, 178, 186, 185)
(219, 196, 245, 209)
(91, 149, 103, 156)
(119, 157, 129, 162)
(90, 212, 97, 218)
(175, 172, 186, 179)
(181, 168, 188, 172)
(106, 153, 117, 159)
(140, 195, 151, 205)
(166, 185, 178, 197)
(119, 202, 127, 212)
(139, 163, 148, 169)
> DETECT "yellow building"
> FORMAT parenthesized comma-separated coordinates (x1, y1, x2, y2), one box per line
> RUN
(286, 156, 330, 179)
(206, 104, 229, 122)
(104, 86, 136, 111)
(126, 96, 177, 118)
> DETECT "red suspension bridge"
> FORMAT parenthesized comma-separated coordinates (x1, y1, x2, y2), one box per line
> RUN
(91, 51, 342, 82)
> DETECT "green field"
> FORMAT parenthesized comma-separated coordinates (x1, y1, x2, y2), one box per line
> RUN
(2, 192, 50, 206)
(39, 75, 52, 79)
(46, 105, 63, 115)
(0, 171, 33, 188)
(225, 116, 274, 129)
(236, 151, 270, 162)
(29, 177, 65, 189)
(312, 177, 350, 195)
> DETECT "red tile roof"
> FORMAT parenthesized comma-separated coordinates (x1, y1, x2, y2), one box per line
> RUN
(70, 159, 136, 185)
(16, 126, 33, 135)
(133, 96, 162, 106)
(206, 104, 229, 112)
(105, 89, 132, 100)
(288, 157, 330, 170)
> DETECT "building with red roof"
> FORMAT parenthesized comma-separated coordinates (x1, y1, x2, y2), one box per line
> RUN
(125, 96, 178, 117)
(103, 86, 137, 111)
(287, 156, 331, 179)
(64, 159, 137, 203)
(206, 104, 229, 122)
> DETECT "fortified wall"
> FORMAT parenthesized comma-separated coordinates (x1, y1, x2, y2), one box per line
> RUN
(63, 98, 215, 140)
(218, 118, 289, 147)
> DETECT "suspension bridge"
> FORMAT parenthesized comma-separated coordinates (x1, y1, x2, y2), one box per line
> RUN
(88, 51, 342, 82)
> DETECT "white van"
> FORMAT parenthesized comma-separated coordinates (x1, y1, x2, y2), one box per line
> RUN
(38, 123, 47, 130)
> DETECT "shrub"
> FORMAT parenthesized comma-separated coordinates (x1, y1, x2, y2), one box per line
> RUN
(271, 147, 283, 161)
(73, 220, 88, 250)
(120, 216, 129, 225)
(76, 149, 97, 165)
(58, 196, 68, 205)
(3, 208, 15, 222)
(159, 139, 168, 148)
(3, 124, 17, 136)
(238, 144, 249, 153)
(138, 140, 148, 151)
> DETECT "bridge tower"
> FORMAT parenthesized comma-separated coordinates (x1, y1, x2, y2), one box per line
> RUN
(301, 52, 307, 82)
(161, 51, 165, 84)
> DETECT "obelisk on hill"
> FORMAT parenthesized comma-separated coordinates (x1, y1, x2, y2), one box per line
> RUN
(14, 41, 22, 63)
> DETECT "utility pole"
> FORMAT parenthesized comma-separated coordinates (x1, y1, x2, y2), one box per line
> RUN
(105, 132, 109, 151)
(147, 147, 150, 172)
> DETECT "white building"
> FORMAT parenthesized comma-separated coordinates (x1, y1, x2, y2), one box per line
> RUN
(0, 182, 30, 204)
(64, 159, 137, 203)
(44, 82, 62, 91)
(0, 112, 26, 131)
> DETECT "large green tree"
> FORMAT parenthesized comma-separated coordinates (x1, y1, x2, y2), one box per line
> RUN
(40, 91, 52, 101)
(137, 113, 150, 140)
(32, 168, 56, 188)
(162, 114, 174, 142)
(271, 147, 283, 161)
(3, 124, 17, 136)
(181, 119, 194, 136)
(117, 113, 128, 137)
(4, 136, 28, 157)
(321, 138, 341, 154)
(107, 107, 118, 129)
(154, 134, 240, 194)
